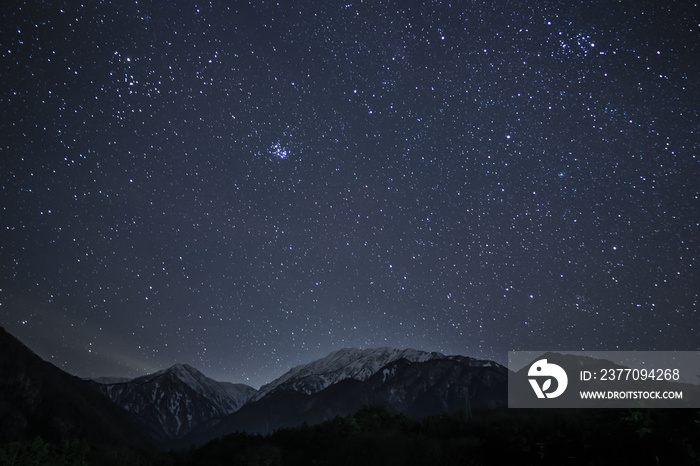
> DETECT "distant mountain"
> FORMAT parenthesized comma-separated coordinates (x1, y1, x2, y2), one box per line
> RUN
(0, 327, 151, 447)
(186, 348, 507, 444)
(252, 347, 497, 401)
(92, 363, 256, 441)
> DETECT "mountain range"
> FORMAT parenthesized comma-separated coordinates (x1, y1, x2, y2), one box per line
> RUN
(185, 347, 508, 446)
(0, 326, 507, 449)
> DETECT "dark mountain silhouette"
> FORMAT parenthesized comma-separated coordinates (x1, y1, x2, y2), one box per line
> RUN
(0, 326, 152, 447)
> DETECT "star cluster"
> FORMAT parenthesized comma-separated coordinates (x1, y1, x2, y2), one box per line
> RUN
(1, 0, 698, 387)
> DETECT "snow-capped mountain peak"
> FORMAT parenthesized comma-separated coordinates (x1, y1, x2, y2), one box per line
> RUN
(252, 347, 450, 401)
(94, 364, 256, 440)
(140, 363, 212, 388)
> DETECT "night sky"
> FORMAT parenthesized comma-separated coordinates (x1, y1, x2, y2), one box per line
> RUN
(1, 1, 698, 388)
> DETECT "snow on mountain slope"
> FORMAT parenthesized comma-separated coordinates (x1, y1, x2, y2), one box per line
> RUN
(252, 347, 489, 401)
(92, 349, 500, 441)
(187, 351, 508, 441)
(94, 364, 256, 439)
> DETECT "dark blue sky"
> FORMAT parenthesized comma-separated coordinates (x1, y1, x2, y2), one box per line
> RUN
(1, 0, 698, 388)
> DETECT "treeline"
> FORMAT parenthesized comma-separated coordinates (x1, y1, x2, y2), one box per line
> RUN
(0, 437, 173, 466)
(183, 407, 699, 465)
(2, 407, 698, 465)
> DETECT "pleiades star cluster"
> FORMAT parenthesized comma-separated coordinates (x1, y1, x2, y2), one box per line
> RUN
(1, 0, 697, 388)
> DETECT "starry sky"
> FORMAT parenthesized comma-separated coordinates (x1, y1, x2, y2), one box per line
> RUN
(1, 0, 698, 388)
